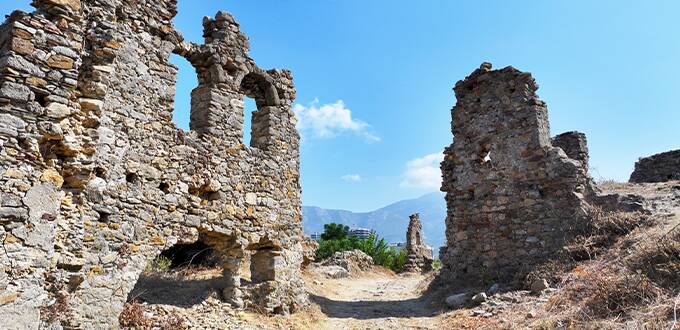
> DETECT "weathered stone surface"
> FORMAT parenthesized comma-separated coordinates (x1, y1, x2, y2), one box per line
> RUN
(629, 149, 680, 183)
(47, 54, 75, 69)
(445, 293, 468, 308)
(439, 63, 595, 285)
(0, 2, 305, 328)
(79, 98, 104, 111)
(322, 249, 373, 273)
(530, 278, 550, 293)
(319, 265, 349, 279)
(402, 213, 433, 273)
(471, 292, 487, 304)
(0, 82, 32, 102)
(43, 0, 81, 11)
(552, 131, 589, 166)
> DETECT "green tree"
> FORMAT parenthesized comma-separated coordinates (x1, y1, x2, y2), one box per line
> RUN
(321, 223, 349, 241)
(315, 224, 408, 272)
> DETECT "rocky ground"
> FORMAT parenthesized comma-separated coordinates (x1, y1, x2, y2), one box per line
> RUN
(121, 181, 680, 329)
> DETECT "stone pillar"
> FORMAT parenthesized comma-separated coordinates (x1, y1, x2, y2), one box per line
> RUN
(221, 247, 245, 308)
(403, 213, 433, 273)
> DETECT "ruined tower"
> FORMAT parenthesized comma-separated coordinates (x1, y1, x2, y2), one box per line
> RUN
(439, 63, 594, 285)
(403, 213, 433, 273)
(0, 1, 305, 328)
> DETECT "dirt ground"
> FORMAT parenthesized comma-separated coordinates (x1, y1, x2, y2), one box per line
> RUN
(302, 269, 444, 329)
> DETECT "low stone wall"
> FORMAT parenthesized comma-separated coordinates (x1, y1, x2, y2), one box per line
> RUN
(629, 149, 680, 183)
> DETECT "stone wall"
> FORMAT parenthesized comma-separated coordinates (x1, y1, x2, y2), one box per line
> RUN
(439, 63, 595, 285)
(0, 1, 305, 328)
(403, 213, 433, 273)
(629, 149, 680, 183)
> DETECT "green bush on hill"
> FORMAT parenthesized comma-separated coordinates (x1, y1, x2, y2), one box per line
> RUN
(315, 223, 407, 272)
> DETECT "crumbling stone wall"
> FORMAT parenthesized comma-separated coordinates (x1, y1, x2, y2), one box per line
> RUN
(0, 1, 305, 328)
(552, 131, 589, 167)
(439, 63, 595, 285)
(403, 213, 433, 273)
(629, 149, 680, 183)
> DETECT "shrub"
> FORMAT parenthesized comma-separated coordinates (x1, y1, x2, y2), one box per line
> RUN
(432, 258, 442, 270)
(315, 224, 408, 272)
(145, 255, 172, 273)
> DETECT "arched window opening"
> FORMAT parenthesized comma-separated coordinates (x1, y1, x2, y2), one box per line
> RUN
(240, 72, 278, 149)
(170, 53, 196, 131)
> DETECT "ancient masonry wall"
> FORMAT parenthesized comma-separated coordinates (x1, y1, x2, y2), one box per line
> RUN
(0, 1, 305, 328)
(629, 149, 680, 183)
(439, 63, 595, 285)
(403, 213, 433, 273)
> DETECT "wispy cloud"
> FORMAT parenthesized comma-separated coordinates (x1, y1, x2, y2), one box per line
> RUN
(293, 99, 380, 142)
(341, 174, 362, 182)
(400, 152, 444, 190)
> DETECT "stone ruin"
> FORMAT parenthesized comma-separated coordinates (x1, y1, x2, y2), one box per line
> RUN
(403, 213, 433, 273)
(0, 0, 306, 328)
(629, 149, 680, 183)
(439, 63, 596, 285)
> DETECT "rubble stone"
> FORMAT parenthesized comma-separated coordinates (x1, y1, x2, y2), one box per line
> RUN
(322, 249, 373, 273)
(445, 293, 468, 308)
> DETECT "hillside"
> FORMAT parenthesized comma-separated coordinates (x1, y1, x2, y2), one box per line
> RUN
(302, 192, 447, 251)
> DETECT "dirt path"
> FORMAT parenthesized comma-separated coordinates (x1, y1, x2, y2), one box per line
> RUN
(305, 272, 442, 330)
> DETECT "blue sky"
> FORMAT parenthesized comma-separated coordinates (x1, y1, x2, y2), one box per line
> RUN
(3, 1, 679, 211)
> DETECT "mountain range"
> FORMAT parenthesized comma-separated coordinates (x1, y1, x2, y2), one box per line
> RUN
(302, 192, 447, 252)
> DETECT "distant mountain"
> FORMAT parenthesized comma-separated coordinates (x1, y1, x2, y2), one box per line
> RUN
(302, 192, 447, 253)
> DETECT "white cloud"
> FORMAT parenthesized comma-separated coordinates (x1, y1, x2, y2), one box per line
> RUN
(400, 152, 444, 190)
(293, 99, 380, 142)
(341, 174, 362, 182)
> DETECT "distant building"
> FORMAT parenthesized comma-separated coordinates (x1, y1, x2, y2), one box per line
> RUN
(349, 227, 373, 240)
(388, 242, 406, 251)
(310, 232, 322, 241)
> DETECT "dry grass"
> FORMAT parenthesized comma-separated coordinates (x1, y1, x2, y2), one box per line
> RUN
(119, 302, 152, 328)
(567, 207, 651, 261)
(582, 272, 661, 318)
(529, 208, 680, 329)
(527, 207, 651, 287)
(630, 224, 680, 291)
(238, 304, 326, 330)
(119, 301, 188, 330)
